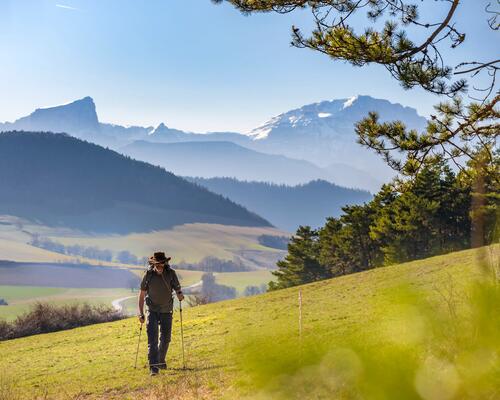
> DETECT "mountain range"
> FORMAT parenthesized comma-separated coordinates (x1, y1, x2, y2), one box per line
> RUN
(0, 95, 428, 192)
(0, 131, 270, 233)
(188, 177, 372, 232)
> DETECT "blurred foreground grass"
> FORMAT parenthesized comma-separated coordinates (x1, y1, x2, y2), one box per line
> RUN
(0, 245, 498, 399)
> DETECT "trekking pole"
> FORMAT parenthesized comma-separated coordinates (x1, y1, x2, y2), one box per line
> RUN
(179, 300, 186, 370)
(134, 322, 143, 369)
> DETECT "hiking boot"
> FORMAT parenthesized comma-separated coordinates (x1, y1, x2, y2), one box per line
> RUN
(158, 363, 167, 370)
(150, 367, 159, 376)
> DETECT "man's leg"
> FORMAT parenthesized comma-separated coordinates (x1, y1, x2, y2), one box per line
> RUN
(146, 311, 160, 374)
(158, 312, 173, 369)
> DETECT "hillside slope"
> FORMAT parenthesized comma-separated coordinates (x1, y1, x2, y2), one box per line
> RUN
(1, 245, 497, 399)
(0, 131, 270, 233)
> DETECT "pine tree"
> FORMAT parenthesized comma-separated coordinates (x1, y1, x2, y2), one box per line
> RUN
(269, 226, 328, 290)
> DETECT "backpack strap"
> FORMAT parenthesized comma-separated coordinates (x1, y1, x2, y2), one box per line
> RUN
(144, 269, 154, 290)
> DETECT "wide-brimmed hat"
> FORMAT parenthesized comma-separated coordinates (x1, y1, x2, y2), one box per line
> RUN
(149, 251, 171, 264)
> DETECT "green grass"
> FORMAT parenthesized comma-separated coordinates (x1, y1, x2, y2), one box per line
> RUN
(0, 245, 497, 399)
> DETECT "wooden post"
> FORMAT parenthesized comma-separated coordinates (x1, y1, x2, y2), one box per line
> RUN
(298, 289, 302, 339)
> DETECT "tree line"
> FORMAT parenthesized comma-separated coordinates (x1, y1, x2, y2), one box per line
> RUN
(30, 235, 143, 265)
(176, 256, 252, 272)
(270, 160, 498, 290)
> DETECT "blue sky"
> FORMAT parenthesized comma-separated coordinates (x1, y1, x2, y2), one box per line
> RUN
(0, 0, 496, 133)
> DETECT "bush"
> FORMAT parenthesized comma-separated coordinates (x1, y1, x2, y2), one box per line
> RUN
(115, 250, 139, 265)
(0, 302, 123, 341)
(243, 284, 267, 297)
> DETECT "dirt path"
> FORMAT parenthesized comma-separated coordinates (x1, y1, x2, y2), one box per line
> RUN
(111, 295, 136, 312)
(184, 280, 202, 294)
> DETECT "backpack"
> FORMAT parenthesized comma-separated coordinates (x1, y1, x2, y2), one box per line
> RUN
(143, 265, 174, 307)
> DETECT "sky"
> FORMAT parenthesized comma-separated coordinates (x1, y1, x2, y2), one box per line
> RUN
(0, 0, 497, 133)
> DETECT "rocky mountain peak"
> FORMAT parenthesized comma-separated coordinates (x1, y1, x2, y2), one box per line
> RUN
(11, 96, 100, 135)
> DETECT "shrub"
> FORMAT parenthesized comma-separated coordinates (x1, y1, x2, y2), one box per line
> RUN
(243, 284, 267, 297)
(0, 302, 123, 341)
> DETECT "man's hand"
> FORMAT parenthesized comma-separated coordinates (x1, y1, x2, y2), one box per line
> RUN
(138, 290, 146, 323)
(177, 292, 185, 302)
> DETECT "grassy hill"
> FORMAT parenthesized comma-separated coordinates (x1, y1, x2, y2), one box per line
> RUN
(0, 245, 498, 399)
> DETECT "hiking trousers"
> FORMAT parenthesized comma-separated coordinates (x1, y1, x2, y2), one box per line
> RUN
(147, 311, 173, 369)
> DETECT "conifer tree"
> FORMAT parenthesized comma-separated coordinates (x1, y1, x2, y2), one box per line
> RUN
(269, 226, 328, 290)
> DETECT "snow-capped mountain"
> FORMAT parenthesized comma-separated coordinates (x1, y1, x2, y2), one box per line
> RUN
(245, 95, 427, 179)
(249, 95, 425, 141)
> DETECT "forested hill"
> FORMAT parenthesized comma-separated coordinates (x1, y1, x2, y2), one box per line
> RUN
(188, 177, 371, 231)
(0, 131, 270, 233)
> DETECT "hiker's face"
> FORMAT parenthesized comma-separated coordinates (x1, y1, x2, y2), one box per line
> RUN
(154, 263, 165, 274)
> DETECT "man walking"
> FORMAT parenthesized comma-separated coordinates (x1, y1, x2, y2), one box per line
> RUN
(138, 252, 184, 375)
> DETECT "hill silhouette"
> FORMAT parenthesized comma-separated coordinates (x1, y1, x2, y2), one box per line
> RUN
(0, 131, 270, 233)
(189, 177, 371, 231)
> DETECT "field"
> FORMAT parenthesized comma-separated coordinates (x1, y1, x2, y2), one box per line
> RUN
(214, 270, 273, 293)
(0, 217, 287, 270)
(48, 223, 287, 267)
(1, 245, 497, 399)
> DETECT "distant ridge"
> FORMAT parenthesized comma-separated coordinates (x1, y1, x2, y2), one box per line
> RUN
(188, 177, 372, 231)
(0, 131, 271, 233)
(121, 140, 347, 186)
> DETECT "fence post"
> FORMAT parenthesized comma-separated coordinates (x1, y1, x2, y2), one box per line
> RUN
(298, 289, 302, 339)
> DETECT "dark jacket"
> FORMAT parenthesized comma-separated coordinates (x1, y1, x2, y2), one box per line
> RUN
(140, 267, 181, 313)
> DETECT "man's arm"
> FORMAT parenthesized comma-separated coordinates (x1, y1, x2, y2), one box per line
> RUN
(138, 290, 146, 323)
(171, 270, 184, 301)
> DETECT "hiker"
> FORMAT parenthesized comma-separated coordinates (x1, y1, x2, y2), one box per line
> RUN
(138, 252, 184, 376)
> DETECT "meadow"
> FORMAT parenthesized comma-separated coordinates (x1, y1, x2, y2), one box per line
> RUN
(1, 245, 497, 399)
